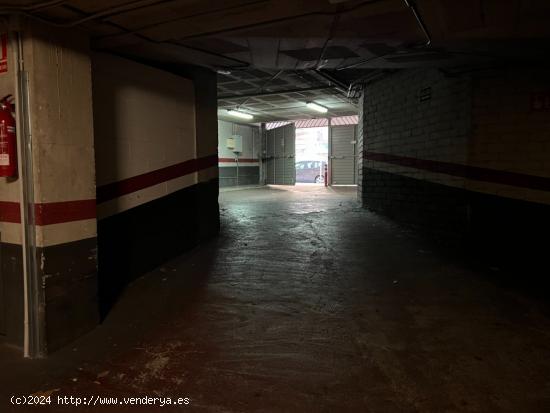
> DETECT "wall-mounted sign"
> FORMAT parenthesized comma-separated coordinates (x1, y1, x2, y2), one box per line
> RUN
(0, 34, 7, 73)
(531, 93, 550, 111)
(418, 86, 431, 102)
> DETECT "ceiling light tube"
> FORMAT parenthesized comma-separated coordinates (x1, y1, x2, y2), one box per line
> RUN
(306, 102, 328, 113)
(227, 109, 253, 120)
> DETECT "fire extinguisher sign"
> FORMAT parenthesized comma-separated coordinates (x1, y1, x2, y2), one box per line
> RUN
(0, 33, 7, 73)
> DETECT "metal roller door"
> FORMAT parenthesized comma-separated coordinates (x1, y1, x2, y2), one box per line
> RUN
(265, 123, 295, 185)
(329, 125, 357, 185)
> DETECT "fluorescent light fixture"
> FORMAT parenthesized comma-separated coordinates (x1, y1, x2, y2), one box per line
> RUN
(227, 109, 253, 120)
(306, 102, 328, 113)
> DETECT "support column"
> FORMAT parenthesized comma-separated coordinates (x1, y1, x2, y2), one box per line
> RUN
(25, 23, 99, 351)
(179, 66, 219, 240)
(1, 19, 98, 355)
(24, 21, 98, 354)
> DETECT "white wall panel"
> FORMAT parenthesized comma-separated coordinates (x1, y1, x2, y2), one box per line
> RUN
(94, 53, 196, 186)
(93, 52, 197, 214)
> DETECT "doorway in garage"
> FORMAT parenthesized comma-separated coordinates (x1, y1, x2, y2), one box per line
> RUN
(295, 126, 328, 185)
(329, 122, 358, 186)
(264, 123, 296, 185)
(263, 116, 358, 187)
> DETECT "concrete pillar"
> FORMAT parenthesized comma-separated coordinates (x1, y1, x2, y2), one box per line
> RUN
(187, 67, 219, 240)
(0, 20, 98, 354)
(29, 22, 98, 353)
(2, 21, 220, 355)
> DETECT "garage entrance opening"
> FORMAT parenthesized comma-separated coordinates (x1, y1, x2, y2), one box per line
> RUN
(296, 127, 328, 185)
(262, 116, 359, 187)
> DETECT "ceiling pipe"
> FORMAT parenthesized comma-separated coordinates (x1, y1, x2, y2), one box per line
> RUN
(237, 69, 284, 109)
(315, 13, 341, 69)
(0, 0, 66, 13)
(338, 0, 431, 71)
(4, 0, 382, 73)
(337, 51, 396, 71)
(0, 0, 174, 27)
(218, 86, 336, 101)
(183, 0, 385, 41)
(28, 0, 66, 12)
(0, 0, 260, 65)
(60, 0, 270, 29)
(293, 70, 352, 106)
(0, 2, 251, 69)
(154, 38, 251, 68)
(56, 0, 174, 27)
(292, 69, 349, 98)
(2, 0, 427, 75)
(94, 0, 271, 43)
(310, 69, 358, 103)
(403, 0, 431, 47)
(350, 69, 394, 86)
(312, 69, 349, 91)
(95, 0, 386, 43)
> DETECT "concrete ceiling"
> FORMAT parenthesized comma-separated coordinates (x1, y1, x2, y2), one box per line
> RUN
(6, 0, 550, 122)
(216, 69, 359, 123)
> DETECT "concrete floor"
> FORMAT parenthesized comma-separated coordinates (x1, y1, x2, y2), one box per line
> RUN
(1, 185, 550, 412)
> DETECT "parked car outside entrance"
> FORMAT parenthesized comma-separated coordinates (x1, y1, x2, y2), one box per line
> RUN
(295, 160, 326, 183)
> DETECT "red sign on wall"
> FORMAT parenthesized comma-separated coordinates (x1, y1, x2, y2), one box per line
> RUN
(0, 34, 7, 73)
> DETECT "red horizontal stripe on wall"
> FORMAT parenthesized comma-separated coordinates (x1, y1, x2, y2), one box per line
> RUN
(35, 200, 96, 226)
(365, 151, 550, 192)
(0, 201, 21, 223)
(1, 154, 219, 224)
(96, 154, 218, 204)
(218, 158, 259, 163)
(0, 200, 96, 225)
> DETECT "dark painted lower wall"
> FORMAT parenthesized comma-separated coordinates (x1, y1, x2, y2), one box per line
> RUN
(97, 178, 219, 318)
(195, 178, 220, 241)
(0, 237, 99, 352)
(363, 168, 550, 272)
(219, 166, 259, 187)
(363, 168, 470, 235)
(0, 179, 219, 352)
(0, 242, 24, 346)
(39, 238, 99, 352)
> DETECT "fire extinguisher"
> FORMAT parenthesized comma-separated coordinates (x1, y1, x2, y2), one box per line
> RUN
(0, 94, 17, 177)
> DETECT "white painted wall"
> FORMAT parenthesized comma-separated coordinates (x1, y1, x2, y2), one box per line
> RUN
(93, 53, 197, 218)
(217, 120, 260, 162)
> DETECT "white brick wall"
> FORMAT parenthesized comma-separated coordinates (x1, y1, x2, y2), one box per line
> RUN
(362, 68, 471, 191)
(360, 67, 550, 206)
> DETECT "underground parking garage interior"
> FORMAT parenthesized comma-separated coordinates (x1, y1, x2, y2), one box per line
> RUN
(0, 0, 550, 411)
